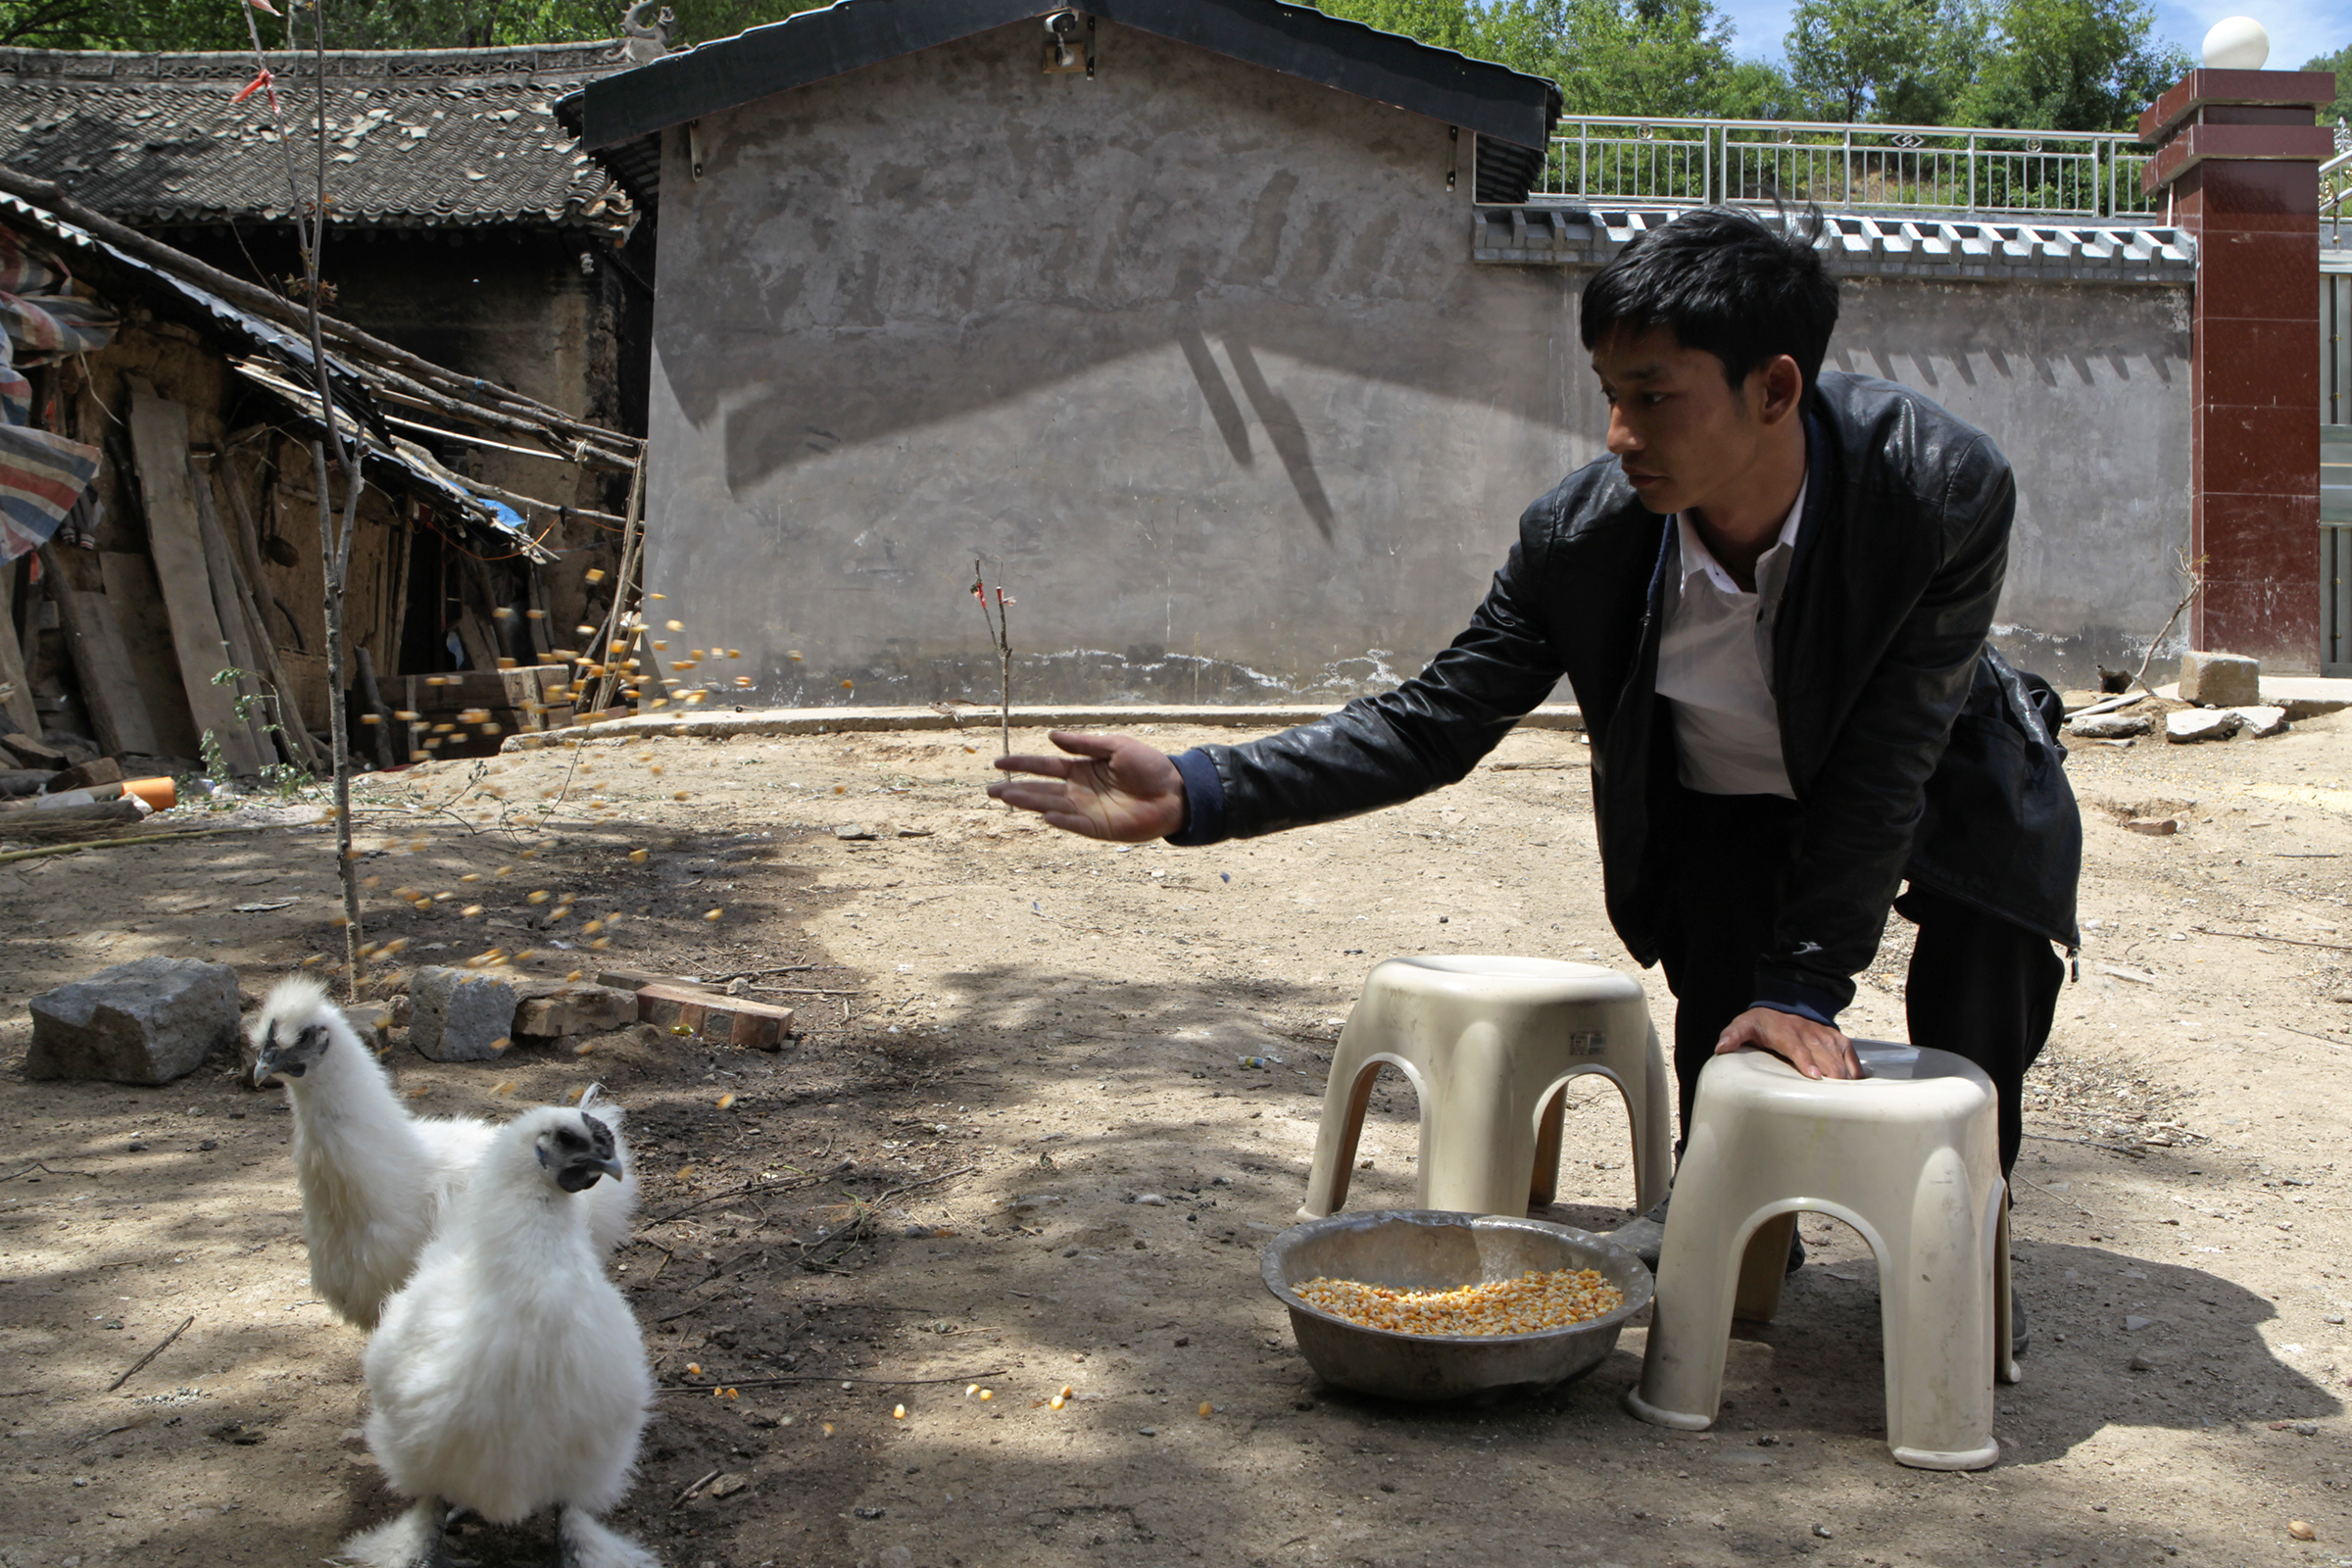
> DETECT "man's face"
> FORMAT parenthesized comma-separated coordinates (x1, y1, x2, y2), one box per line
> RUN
(1589, 324, 1789, 519)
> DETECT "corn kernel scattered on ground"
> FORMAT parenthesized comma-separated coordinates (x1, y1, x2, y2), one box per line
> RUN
(1294, 1268, 1622, 1336)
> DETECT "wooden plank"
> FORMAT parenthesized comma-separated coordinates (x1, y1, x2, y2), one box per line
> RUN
(41, 547, 158, 758)
(0, 570, 38, 735)
(124, 380, 260, 776)
(97, 553, 203, 760)
(200, 466, 326, 773)
(188, 466, 280, 768)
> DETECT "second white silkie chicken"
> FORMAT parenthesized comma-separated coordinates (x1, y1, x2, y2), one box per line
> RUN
(339, 1104, 657, 1568)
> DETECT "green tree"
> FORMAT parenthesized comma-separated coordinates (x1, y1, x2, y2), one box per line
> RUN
(1952, 0, 2188, 130)
(1314, 0, 1783, 117)
(2305, 44, 2352, 138)
(1554, 0, 1754, 117)
(0, 0, 824, 51)
(1785, 0, 1984, 122)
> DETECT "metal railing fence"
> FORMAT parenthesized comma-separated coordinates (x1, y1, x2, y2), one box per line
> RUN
(2322, 142, 2352, 244)
(1537, 117, 2157, 219)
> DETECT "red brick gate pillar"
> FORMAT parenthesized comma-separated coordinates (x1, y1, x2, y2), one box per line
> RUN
(2140, 69, 2334, 668)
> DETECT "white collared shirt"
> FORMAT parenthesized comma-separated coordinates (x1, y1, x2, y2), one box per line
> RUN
(1655, 477, 1806, 798)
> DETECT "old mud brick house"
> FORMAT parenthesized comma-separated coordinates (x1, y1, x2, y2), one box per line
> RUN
(567, 0, 2203, 702)
(0, 41, 656, 727)
(0, 180, 643, 776)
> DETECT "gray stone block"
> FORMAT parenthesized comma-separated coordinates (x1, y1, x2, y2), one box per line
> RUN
(409, 966, 518, 1062)
(2178, 651, 2260, 708)
(2068, 711, 2151, 738)
(2165, 708, 2242, 744)
(25, 956, 240, 1085)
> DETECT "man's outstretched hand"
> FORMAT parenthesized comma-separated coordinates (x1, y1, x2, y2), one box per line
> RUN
(986, 731, 1189, 842)
(1714, 1006, 1862, 1081)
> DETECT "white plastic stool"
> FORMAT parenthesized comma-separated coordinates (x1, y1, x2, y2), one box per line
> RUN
(1626, 1041, 2017, 1471)
(1298, 956, 1671, 1222)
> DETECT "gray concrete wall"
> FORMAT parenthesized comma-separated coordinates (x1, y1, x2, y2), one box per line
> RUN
(643, 20, 1578, 706)
(1830, 278, 2193, 686)
(643, 20, 2189, 703)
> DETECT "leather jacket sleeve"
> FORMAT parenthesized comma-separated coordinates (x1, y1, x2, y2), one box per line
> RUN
(1176, 527, 1569, 840)
(1751, 435, 2015, 1020)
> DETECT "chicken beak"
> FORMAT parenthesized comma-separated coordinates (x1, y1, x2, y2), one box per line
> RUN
(594, 1155, 624, 1180)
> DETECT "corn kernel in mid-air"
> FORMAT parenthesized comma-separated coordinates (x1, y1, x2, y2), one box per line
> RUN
(716, 1092, 735, 1108)
(704, 908, 723, 922)
(628, 849, 649, 863)
(892, 1404, 906, 1420)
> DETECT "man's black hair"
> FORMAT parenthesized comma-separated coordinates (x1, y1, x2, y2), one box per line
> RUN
(1579, 205, 1839, 394)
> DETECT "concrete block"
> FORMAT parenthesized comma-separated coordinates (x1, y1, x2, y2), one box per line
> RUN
(636, 983, 796, 1052)
(2230, 706, 2289, 738)
(409, 966, 517, 1062)
(2178, 651, 2260, 708)
(25, 956, 239, 1085)
(2165, 708, 2242, 744)
(2068, 711, 2152, 739)
(515, 986, 639, 1037)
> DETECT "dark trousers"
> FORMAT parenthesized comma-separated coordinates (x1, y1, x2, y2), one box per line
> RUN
(1650, 789, 2063, 1176)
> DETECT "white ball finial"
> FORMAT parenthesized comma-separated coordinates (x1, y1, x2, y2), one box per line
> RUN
(2202, 16, 2270, 70)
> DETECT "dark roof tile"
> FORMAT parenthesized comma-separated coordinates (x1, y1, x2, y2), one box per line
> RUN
(0, 42, 635, 232)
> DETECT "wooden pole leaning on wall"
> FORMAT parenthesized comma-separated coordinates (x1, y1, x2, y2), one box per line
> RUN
(0, 558, 40, 736)
(353, 646, 397, 772)
(200, 450, 329, 774)
(587, 454, 648, 719)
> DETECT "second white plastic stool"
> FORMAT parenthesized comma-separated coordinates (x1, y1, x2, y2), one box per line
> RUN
(1626, 1040, 2016, 1470)
(1299, 955, 1670, 1221)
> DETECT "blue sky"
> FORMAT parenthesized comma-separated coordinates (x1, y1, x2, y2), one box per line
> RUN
(1713, 0, 2351, 78)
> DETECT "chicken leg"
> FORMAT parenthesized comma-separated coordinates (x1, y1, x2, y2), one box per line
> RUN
(412, 1497, 476, 1568)
(557, 1505, 658, 1568)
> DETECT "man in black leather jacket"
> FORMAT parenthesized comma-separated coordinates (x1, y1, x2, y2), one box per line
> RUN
(989, 206, 2079, 1207)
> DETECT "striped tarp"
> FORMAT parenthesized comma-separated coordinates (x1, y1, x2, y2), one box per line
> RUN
(0, 220, 109, 561)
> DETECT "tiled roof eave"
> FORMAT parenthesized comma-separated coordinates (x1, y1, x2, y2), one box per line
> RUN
(1470, 205, 2199, 283)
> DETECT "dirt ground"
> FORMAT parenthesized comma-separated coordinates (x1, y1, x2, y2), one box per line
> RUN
(0, 705, 2347, 1568)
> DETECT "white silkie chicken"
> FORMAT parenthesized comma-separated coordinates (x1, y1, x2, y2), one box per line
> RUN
(250, 976, 639, 1329)
(339, 1104, 657, 1568)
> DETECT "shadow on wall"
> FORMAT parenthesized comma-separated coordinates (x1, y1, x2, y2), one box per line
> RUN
(708, 296, 1530, 525)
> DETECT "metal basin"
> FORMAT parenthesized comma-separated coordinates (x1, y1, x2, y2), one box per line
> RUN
(1261, 1210, 1652, 1402)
